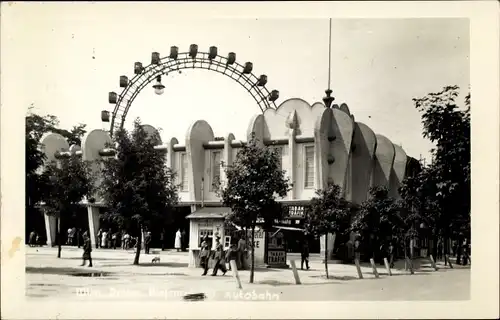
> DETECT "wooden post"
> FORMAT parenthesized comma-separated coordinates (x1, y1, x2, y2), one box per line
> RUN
(230, 260, 242, 289)
(289, 260, 301, 285)
(369, 258, 380, 278)
(429, 255, 438, 271)
(383, 258, 392, 276)
(354, 259, 363, 279)
(405, 256, 415, 274)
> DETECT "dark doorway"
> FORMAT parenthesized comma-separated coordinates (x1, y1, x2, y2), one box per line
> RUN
(26, 207, 46, 245)
(155, 206, 191, 250)
(59, 206, 89, 247)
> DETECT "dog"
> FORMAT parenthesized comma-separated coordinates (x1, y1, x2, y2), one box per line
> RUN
(151, 256, 161, 264)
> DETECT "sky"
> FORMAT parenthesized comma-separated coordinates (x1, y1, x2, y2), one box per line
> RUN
(3, 3, 470, 161)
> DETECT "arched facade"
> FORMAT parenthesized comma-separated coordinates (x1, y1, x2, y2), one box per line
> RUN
(38, 98, 419, 260)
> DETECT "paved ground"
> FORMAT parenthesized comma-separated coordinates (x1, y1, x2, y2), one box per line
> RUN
(26, 245, 470, 301)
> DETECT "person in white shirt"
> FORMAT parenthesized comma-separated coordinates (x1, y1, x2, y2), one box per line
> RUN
(101, 230, 108, 248)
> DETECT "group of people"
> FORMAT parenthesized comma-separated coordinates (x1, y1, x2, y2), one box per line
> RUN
(453, 238, 471, 266)
(28, 230, 42, 247)
(198, 234, 249, 276)
(96, 229, 123, 249)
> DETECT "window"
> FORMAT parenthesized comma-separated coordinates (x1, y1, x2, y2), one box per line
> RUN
(224, 236, 231, 249)
(304, 145, 315, 188)
(210, 151, 221, 191)
(273, 146, 283, 171)
(199, 228, 214, 248)
(179, 153, 188, 191)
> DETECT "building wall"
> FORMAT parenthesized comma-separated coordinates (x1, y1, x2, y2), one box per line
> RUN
(37, 98, 415, 247)
(161, 98, 410, 206)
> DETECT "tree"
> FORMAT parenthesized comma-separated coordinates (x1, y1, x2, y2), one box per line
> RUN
(350, 186, 402, 257)
(304, 183, 351, 278)
(400, 85, 470, 257)
(25, 107, 88, 242)
(216, 135, 290, 283)
(39, 155, 94, 258)
(98, 119, 179, 265)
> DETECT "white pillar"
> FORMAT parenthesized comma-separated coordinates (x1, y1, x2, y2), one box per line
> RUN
(44, 212, 57, 247)
(87, 206, 100, 248)
(320, 233, 335, 261)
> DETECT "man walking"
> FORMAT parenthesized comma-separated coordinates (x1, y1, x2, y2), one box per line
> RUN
(81, 232, 93, 267)
(388, 242, 395, 268)
(144, 231, 152, 254)
(437, 239, 444, 260)
(237, 235, 246, 270)
(301, 239, 310, 270)
(211, 236, 227, 276)
(199, 236, 211, 276)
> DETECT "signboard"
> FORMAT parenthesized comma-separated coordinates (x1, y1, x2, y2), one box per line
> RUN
(267, 250, 286, 265)
(244, 229, 266, 266)
(287, 205, 306, 218)
(266, 231, 287, 267)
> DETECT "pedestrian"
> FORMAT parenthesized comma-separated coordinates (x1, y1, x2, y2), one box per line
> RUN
(67, 228, 72, 245)
(175, 229, 182, 252)
(237, 235, 246, 270)
(437, 239, 443, 260)
(96, 228, 102, 249)
(144, 231, 152, 254)
(354, 236, 361, 262)
(112, 232, 118, 249)
(181, 229, 187, 251)
(211, 236, 227, 276)
(71, 227, 77, 246)
(81, 232, 93, 267)
(199, 236, 211, 276)
(77, 228, 82, 248)
(388, 242, 395, 268)
(124, 232, 130, 250)
(29, 230, 36, 247)
(101, 229, 108, 248)
(160, 230, 165, 251)
(225, 243, 238, 271)
(301, 238, 310, 270)
(461, 239, 469, 266)
(36, 233, 41, 246)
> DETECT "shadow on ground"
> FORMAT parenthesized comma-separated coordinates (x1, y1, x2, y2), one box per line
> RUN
(25, 267, 114, 278)
(136, 262, 189, 268)
(66, 257, 125, 261)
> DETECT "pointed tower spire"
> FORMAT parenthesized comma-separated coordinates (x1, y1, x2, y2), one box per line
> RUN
(323, 18, 335, 108)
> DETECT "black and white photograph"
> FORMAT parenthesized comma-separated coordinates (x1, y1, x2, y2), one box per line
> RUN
(1, 1, 498, 319)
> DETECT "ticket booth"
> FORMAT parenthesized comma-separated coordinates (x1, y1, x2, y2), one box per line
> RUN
(186, 207, 232, 268)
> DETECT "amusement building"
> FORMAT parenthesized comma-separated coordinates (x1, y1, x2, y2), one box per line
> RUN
(28, 44, 421, 267)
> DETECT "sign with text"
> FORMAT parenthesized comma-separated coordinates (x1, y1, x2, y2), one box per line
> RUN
(245, 229, 266, 266)
(267, 250, 286, 265)
(287, 205, 306, 218)
(266, 231, 287, 266)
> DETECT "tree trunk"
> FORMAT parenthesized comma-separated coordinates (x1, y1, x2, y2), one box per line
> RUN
(133, 227, 142, 265)
(324, 235, 329, 279)
(249, 226, 255, 283)
(404, 238, 408, 270)
(56, 217, 62, 258)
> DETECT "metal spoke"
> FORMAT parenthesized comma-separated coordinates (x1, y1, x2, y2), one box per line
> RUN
(108, 50, 279, 136)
